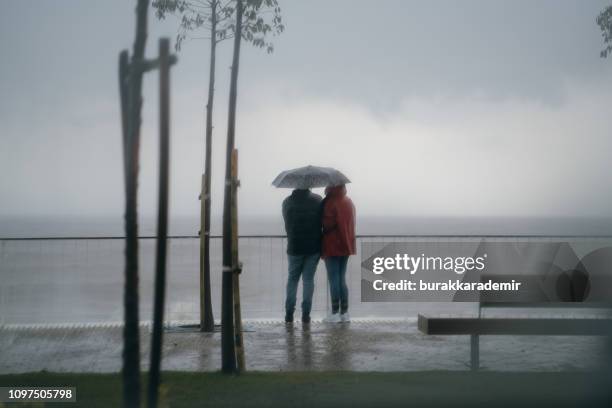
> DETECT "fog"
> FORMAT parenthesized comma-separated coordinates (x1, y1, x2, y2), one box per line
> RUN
(1, 0, 611, 220)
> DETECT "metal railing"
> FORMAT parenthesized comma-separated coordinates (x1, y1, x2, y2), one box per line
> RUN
(1, 235, 611, 325)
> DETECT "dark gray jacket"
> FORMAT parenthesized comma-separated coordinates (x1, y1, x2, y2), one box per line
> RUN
(282, 189, 322, 255)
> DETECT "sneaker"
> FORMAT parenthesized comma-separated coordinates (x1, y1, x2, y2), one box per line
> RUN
(285, 313, 294, 323)
(323, 313, 342, 323)
(301, 315, 311, 324)
(340, 313, 350, 323)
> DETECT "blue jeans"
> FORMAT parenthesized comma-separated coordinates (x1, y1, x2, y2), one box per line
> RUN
(324, 256, 349, 314)
(285, 253, 320, 317)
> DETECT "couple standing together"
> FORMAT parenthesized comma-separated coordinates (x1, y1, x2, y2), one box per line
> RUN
(282, 184, 356, 324)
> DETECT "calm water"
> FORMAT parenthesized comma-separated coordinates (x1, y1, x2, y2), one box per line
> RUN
(1, 215, 611, 324)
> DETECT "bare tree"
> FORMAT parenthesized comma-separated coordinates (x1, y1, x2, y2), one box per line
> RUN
(153, 0, 283, 333)
(221, 0, 244, 373)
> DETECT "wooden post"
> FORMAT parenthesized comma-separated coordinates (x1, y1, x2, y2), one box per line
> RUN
(231, 149, 245, 372)
(148, 37, 172, 408)
(199, 172, 208, 330)
(119, 51, 129, 182)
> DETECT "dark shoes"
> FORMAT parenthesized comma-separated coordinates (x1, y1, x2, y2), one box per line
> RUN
(285, 312, 310, 324)
(286, 312, 310, 324)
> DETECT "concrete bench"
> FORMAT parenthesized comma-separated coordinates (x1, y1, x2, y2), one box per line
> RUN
(417, 306, 612, 370)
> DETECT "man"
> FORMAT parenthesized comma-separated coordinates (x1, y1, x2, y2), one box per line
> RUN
(282, 188, 322, 324)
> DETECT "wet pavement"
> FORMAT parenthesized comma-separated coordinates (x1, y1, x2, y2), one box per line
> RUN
(0, 319, 607, 373)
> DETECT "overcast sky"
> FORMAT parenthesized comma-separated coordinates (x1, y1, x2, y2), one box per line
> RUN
(1, 0, 611, 220)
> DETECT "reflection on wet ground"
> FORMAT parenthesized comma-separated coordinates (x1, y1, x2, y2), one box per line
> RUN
(0, 320, 606, 373)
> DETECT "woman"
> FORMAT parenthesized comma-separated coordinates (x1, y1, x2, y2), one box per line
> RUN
(321, 184, 356, 323)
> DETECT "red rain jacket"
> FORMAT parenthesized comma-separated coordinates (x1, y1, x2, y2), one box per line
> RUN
(322, 185, 356, 258)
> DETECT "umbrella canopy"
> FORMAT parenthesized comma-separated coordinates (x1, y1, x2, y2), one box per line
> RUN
(272, 165, 351, 189)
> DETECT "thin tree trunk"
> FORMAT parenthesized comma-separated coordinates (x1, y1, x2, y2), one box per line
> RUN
(123, 0, 149, 406)
(148, 37, 171, 408)
(221, 0, 243, 374)
(200, 0, 217, 333)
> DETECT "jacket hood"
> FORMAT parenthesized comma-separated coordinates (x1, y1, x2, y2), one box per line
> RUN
(325, 185, 346, 197)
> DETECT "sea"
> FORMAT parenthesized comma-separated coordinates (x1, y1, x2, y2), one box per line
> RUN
(1, 215, 611, 325)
